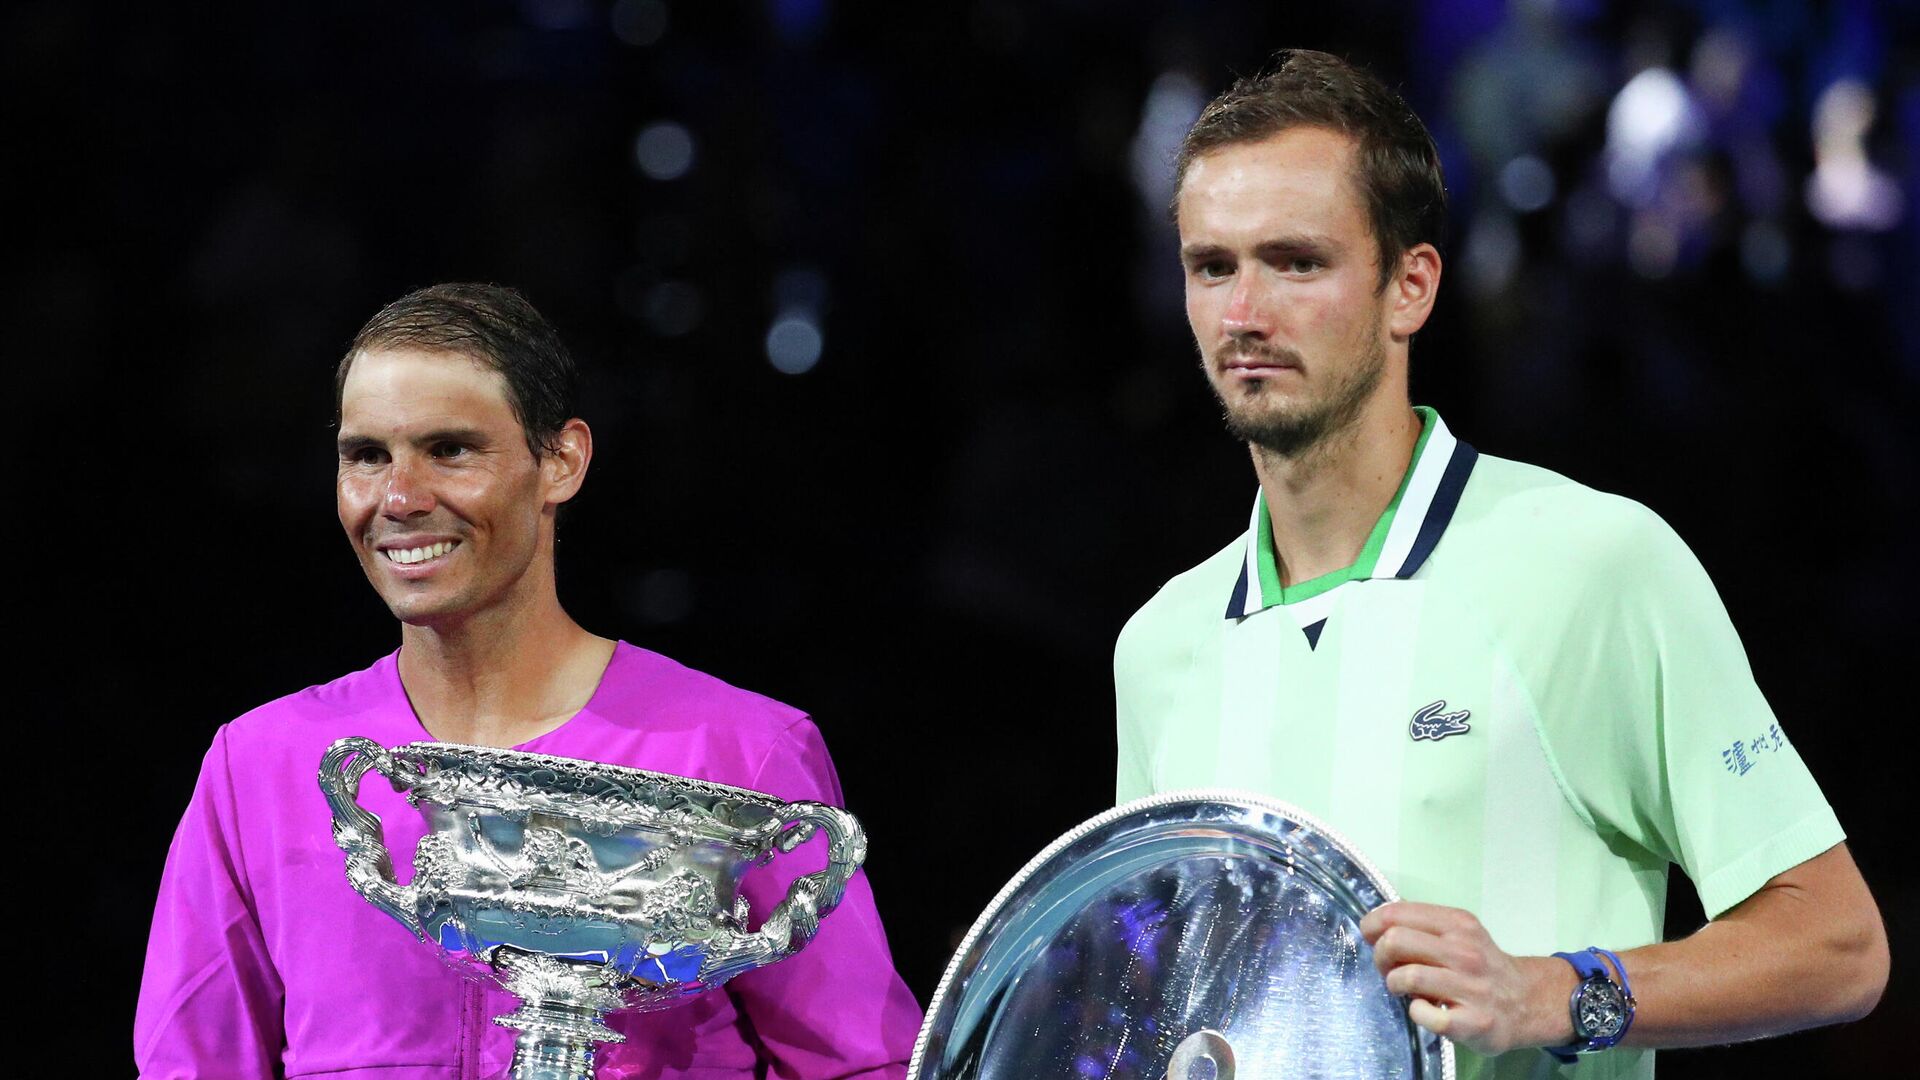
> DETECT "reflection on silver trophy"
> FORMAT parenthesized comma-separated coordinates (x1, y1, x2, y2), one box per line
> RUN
(318, 736, 867, 1080)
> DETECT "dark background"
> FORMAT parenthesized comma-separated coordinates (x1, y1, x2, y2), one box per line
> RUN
(18, 0, 1913, 1074)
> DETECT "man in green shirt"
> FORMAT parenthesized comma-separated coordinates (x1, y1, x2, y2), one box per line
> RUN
(1114, 49, 1887, 1078)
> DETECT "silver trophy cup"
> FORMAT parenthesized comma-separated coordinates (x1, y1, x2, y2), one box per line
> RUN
(318, 736, 867, 1080)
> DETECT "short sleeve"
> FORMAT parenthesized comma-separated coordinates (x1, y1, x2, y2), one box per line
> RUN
(134, 726, 286, 1078)
(1535, 504, 1844, 918)
(730, 717, 923, 1079)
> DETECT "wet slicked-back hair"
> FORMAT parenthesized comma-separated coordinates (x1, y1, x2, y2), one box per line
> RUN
(336, 283, 578, 456)
(1175, 49, 1447, 291)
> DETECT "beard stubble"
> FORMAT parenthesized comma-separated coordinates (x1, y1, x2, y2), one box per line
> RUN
(1210, 318, 1387, 458)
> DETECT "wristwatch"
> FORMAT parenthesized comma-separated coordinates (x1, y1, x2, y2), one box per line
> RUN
(1547, 947, 1635, 1062)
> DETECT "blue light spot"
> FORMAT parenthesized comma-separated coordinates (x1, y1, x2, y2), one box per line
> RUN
(770, 0, 827, 45)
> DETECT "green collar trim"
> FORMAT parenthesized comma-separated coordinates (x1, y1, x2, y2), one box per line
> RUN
(1246, 406, 1444, 611)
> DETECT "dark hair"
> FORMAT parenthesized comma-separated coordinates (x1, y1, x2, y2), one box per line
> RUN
(1175, 50, 1447, 291)
(335, 283, 578, 456)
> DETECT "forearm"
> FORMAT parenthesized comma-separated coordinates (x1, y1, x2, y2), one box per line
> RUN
(1623, 851, 1886, 1045)
(1366, 843, 1888, 1056)
(1510, 844, 1889, 1049)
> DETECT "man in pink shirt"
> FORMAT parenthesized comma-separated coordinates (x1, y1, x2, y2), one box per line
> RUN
(135, 283, 923, 1079)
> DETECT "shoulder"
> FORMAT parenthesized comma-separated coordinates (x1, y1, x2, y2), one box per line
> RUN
(592, 642, 809, 739)
(1445, 452, 1696, 589)
(583, 643, 820, 789)
(217, 652, 409, 754)
(587, 643, 843, 803)
(175, 653, 410, 821)
(1116, 533, 1244, 667)
(1441, 453, 1734, 677)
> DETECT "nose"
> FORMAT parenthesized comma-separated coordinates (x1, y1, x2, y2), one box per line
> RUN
(382, 457, 436, 518)
(1220, 274, 1272, 341)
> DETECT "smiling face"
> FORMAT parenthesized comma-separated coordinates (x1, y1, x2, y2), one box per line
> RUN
(335, 348, 565, 628)
(1178, 126, 1400, 457)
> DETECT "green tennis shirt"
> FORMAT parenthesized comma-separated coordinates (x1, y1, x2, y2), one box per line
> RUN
(1113, 409, 1843, 1080)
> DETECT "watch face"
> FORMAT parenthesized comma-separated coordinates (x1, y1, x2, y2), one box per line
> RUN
(1575, 979, 1629, 1040)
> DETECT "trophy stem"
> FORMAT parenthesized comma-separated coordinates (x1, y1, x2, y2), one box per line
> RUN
(506, 1017, 602, 1080)
(492, 949, 629, 1080)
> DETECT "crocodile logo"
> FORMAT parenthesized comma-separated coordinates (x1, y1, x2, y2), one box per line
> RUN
(1409, 700, 1472, 742)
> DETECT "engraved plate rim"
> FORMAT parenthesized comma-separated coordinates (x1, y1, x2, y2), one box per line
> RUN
(905, 787, 1456, 1080)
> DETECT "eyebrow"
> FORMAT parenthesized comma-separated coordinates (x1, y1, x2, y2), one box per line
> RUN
(336, 427, 493, 455)
(1255, 234, 1341, 257)
(1180, 233, 1344, 261)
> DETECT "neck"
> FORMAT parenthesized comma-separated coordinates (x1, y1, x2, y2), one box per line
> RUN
(396, 589, 614, 748)
(1250, 394, 1422, 587)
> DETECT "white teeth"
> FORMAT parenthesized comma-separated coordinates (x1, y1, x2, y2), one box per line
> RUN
(384, 541, 457, 565)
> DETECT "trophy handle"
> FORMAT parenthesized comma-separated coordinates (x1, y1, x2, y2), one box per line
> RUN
(317, 736, 423, 939)
(702, 801, 867, 984)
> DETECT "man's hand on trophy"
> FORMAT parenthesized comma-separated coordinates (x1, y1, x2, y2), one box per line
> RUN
(1359, 902, 1578, 1055)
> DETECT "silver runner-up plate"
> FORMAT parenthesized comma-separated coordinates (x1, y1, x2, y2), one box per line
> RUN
(908, 790, 1453, 1080)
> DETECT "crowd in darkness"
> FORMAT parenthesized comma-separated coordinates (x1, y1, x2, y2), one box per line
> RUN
(14, 0, 1910, 1074)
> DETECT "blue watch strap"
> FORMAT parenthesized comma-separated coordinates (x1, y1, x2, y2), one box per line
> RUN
(1591, 947, 1634, 1000)
(1547, 948, 1635, 1063)
(1552, 949, 1607, 981)
(1546, 951, 1598, 1064)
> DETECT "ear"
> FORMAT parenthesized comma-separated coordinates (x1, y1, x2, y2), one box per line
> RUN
(541, 418, 593, 507)
(1386, 243, 1442, 340)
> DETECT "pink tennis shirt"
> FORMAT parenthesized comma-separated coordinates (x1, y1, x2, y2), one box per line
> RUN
(136, 642, 923, 1079)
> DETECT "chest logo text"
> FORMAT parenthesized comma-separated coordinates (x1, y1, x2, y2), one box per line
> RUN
(1409, 700, 1472, 742)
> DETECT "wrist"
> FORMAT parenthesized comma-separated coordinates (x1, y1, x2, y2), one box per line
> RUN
(1521, 954, 1581, 1047)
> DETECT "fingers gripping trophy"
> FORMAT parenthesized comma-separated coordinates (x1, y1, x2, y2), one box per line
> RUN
(319, 736, 867, 1080)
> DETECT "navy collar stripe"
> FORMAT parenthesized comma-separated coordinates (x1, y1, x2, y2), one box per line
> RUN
(1394, 442, 1479, 579)
(1226, 560, 1251, 620)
